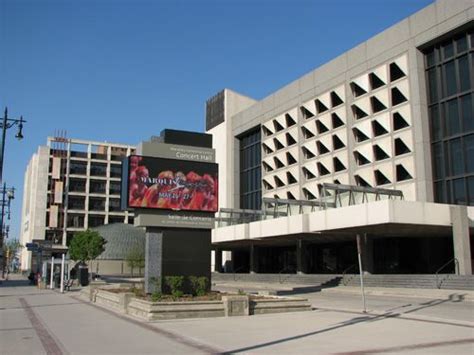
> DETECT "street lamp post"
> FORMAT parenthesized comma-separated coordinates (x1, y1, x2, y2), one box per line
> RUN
(0, 183, 14, 249)
(0, 107, 26, 184)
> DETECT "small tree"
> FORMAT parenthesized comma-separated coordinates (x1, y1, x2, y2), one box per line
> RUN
(126, 247, 145, 277)
(69, 229, 106, 267)
(2, 240, 23, 276)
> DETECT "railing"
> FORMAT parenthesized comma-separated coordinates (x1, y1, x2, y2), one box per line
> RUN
(342, 264, 358, 286)
(278, 266, 296, 284)
(232, 266, 246, 282)
(435, 258, 459, 289)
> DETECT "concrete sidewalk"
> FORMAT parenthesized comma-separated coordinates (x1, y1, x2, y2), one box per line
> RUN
(2, 274, 474, 354)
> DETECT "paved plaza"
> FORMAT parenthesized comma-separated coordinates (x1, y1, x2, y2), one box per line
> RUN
(1, 274, 473, 354)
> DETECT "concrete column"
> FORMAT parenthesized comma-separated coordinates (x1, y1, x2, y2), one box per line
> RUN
(144, 230, 163, 294)
(214, 248, 223, 273)
(250, 244, 258, 274)
(296, 240, 307, 274)
(50, 256, 54, 289)
(361, 234, 374, 274)
(60, 254, 65, 293)
(450, 206, 472, 275)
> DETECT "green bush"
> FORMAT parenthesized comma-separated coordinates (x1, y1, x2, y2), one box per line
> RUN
(189, 276, 209, 296)
(165, 276, 184, 299)
(150, 292, 162, 302)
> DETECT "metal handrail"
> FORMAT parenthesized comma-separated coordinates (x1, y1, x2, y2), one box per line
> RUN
(232, 266, 246, 281)
(435, 258, 459, 289)
(342, 264, 358, 286)
(278, 266, 296, 284)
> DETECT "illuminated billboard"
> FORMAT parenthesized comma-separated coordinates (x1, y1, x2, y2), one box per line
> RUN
(123, 155, 218, 212)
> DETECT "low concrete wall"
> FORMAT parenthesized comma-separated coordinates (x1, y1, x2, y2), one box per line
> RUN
(128, 298, 225, 321)
(250, 297, 312, 315)
(90, 288, 310, 320)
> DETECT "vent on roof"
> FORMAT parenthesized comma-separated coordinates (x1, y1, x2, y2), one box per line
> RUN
(301, 106, 315, 119)
(317, 141, 330, 155)
(317, 162, 331, 176)
(263, 179, 274, 190)
(369, 72, 385, 90)
(352, 127, 370, 142)
(372, 120, 389, 137)
(354, 151, 370, 166)
(286, 133, 297, 146)
(396, 164, 412, 181)
(374, 170, 391, 186)
(303, 188, 317, 200)
(274, 157, 285, 169)
(352, 104, 369, 120)
(373, 145, 390, 161)
(316, 120, 330, 134)
(274, 176, 285, 187)
(263, 161, 274, 172)
(263, 143, 274, 154)
(390, 62, 406, 82)
(333, 157, 346, 172)
(371, 96, 387, 113)
(394, 138, 411, 156)
(393, 112, 409, 131)
(286, 152, 297, 165)
(351, 82, 367, 97)
(285, 113, 296, 127)
(273, 120, 285, 132)
(391, 87, 408, 106)
(302, 126, 315, 139)
(302, 147, 316, 159)
(331, 112, 344, 129)
(287, 172, 297, 184)
(302, 167, 316, 180)
(355, 175, 371, 187)
(331, 91, 344, 107)
(332, 135, 345, 150)
(274, 138, 284, 150)
(315, 99, 329, 114)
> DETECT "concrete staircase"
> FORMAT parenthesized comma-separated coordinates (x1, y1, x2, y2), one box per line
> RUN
(211, 272, 474, 291)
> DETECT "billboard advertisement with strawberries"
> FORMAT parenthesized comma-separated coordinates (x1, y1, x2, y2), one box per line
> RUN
(124, 155, 218, 212)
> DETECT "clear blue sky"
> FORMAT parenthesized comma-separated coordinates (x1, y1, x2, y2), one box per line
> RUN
(2, 0, 433, 242)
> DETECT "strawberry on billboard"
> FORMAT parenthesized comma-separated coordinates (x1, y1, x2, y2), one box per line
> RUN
(124, 155, 218, 212)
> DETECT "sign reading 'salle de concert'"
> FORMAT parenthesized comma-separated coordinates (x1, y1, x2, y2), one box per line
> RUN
(121, 142, 218, 229)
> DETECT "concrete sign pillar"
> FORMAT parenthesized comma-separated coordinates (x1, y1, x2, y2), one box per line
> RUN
(144, 230, 163, 294)
(450, 206, 472, 275)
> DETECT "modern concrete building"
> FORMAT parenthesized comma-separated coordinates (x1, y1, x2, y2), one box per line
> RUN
(20, 137, 135, 271)
(207, 0, 474, 275)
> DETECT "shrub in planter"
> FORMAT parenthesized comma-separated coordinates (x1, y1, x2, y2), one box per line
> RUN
(165, 276, 184, 299)
(189, 276, 209, 296)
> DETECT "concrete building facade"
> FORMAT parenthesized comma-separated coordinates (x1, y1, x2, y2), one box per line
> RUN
(207, 0, 474, 275)
(20, 137, 135, 271)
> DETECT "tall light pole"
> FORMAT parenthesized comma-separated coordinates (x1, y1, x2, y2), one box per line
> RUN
(0, 107, 26, 184)
(0, 183, 14, 249)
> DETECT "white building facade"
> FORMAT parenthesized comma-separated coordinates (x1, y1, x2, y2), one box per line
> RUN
(207, 0, 474, 275)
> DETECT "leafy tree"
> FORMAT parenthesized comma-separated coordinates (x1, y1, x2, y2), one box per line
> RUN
(126, 247, 145, 276)
(2, 240, 22, 275)
(69, 229, 106, 265)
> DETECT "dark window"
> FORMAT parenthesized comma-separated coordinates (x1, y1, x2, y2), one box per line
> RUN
(425, 29, 474, 205)
(69, 161, 87, 175)
(67, 214, 84, 228)
(69, 178, 86, 192)
(109, 198, 122, 212)
(90, 162, 107, 177)
(68, 196, 85, 210)
(110, 164, 122, 178)
(239, 128, 261, 210)
(89, 215, 105, 228)
(90, 179, 106, 194)
(109, 181, 121, 195)
(89, 197, 106, 211)
(109, 216, 125, 224)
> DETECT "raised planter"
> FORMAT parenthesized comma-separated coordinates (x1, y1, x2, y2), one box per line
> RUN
(250, 296, 312, 315)
(127, 298, 224, 321)
(88, 286, 311, 320)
